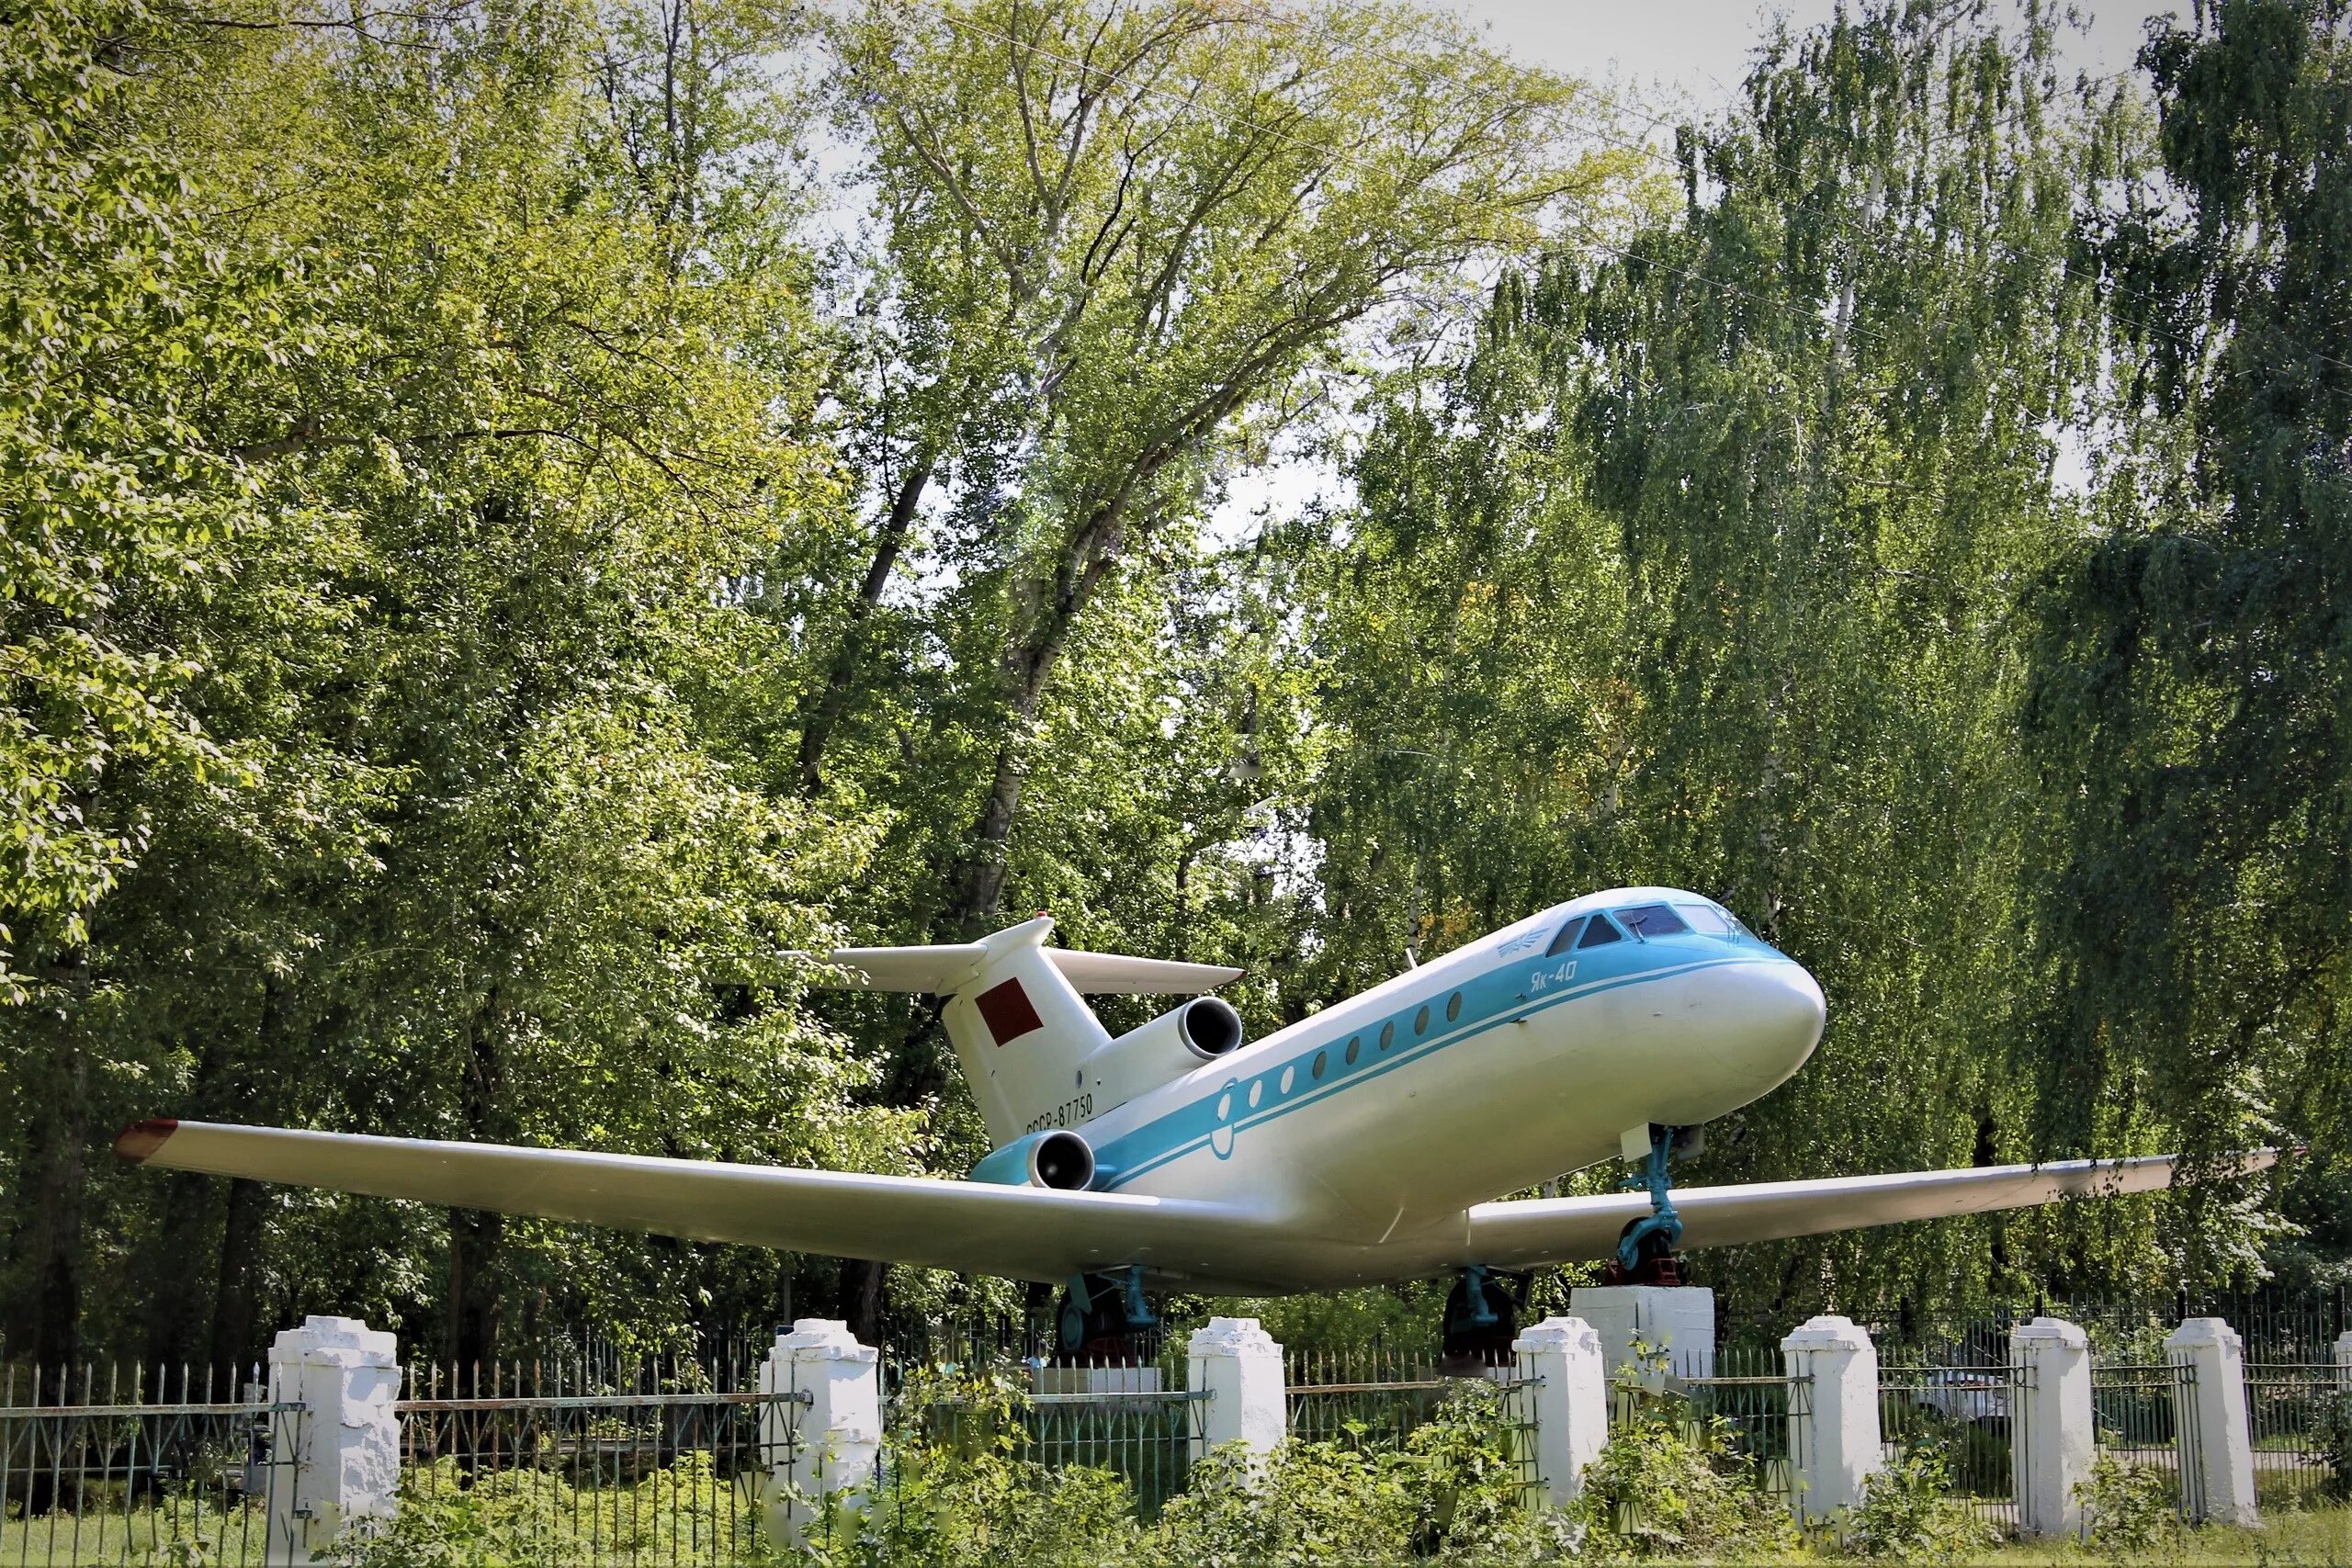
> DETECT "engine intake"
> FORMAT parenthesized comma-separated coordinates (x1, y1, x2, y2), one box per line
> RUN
(1173, 996, 1244, 1059)
(968, 1128, 1095, 1191)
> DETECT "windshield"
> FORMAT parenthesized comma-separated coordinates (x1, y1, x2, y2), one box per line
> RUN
(1613, 903, 1690, 939)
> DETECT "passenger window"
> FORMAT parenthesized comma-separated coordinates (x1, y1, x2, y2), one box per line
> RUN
(1544, 918, 1585, 955)
(1615, 903, 1690, 938)
(1577, 913, 1624, 949)
(1445, 991, 1462, 1022)
(1413, 1005, 1430, 1035)
(1345, 1035, 1361, 1065)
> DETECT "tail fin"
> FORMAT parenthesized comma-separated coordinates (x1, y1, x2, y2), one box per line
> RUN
(813, 918, 1241, 1144)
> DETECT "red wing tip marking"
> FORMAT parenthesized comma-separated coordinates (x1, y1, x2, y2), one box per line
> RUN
(111, 1119, 179, 1165)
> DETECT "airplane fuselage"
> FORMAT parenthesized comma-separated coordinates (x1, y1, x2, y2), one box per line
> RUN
(1067, 887, 1826, 1291)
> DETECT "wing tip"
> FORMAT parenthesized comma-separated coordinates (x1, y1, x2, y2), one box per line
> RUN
(112, 1118, 179, 1166)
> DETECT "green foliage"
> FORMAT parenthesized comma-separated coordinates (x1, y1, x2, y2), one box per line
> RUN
(333, 1454, 754, 1568)
(1840, 1442, 1996, 1562)
(2075, 1453, 2178, 1557)
(2314, 1391, 2352, 1503)
(1569, 1367, 1794, 1558)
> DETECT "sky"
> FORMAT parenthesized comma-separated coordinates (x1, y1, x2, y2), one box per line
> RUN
(1445, 1, 2186, 103)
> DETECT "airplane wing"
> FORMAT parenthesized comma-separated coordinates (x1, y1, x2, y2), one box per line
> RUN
(1463, 1150, 2280, 1271)
(820, 945, 1242, 995)
(110, 1120, 1276, 1286)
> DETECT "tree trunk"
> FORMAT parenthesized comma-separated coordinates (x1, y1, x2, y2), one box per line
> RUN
(140, 1171, 220, 1369)
(842, 1256, 888, 1347)
(797, 455, 933, 796)
(447, 1207, 505, 1375)
(209, 1178, 268, 1370)
(448, 990, 511, 1371)
(6, 950, 94, 1382)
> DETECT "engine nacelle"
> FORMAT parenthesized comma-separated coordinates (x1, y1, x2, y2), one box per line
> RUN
(967, 1128, 1095, 1190)
(1078, 996, 1245, 1117)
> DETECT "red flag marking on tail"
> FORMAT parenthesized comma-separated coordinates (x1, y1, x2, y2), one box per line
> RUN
(976, 978, 1044, 1045)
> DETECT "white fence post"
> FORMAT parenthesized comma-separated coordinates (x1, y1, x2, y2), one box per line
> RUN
(2010, 1316, 2094, 1539)
(1780, 1314, 1880, 1529)
(761, 1319, 881, 1548)
(265, 1315, 401, 1566)
(1510, 1315, 1608, 1509)
(2165, 1317, 2258, 1527)
(1188, 1316, 1285, 1459)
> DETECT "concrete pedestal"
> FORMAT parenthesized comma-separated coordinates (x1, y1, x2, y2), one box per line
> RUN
(1568, 1285, 1716, 1383)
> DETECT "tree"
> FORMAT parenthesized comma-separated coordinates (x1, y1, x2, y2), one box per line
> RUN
(809, 0, 1611, 927)
(2022, 0, 2350, 1260)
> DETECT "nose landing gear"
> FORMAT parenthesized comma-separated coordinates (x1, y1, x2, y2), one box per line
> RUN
(1604, 1122, 1690, 1286)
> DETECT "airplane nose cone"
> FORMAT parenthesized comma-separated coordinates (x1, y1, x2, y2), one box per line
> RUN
(1702, 962, 1826, 1088)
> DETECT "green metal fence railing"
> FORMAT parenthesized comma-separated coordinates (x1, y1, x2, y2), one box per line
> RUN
(0, 1364, 298, 1566)
(2091, 1359, 2202, 1520)
(2244, 1361, 2351, 1511)
(394, 1355, 805, 1564)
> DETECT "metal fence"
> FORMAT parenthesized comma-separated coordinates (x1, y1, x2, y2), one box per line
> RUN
(1877, 1352, 2027, 1530)
(1283, 1348, 1540, 1501)
(395, 1354, 804, 1564)
(0, 1364, 297, 1566)
(2091, 1359, 2201, 1520)
(1664, 1347, 1810, 1506)
(2244, 1361, 2351, 1511)
(880, 1354, 1206, 1519)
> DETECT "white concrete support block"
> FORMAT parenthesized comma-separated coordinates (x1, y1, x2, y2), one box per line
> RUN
(761, 1319, 881, 1547)
(2010, 1316, 2095, 1539)
(1780, 1314, 1881, 1528)
(2335, 1330, 2352, 1385)
(2165, 1317, 2258, 1527)
(1511, 1316, 1609, 1509)
(266, 1315, 401, 1566)
(1188, 1317, 1285, 1459)
(1568, 1285, 1716, 1384)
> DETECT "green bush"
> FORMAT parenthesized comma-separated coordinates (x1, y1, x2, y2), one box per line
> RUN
(1569, 1368, 1794, 1559)
(1839, 1442, 1996, 1562)
(2316, 1390, 2352, 1502)
(2074, 1453, 2177, 1557)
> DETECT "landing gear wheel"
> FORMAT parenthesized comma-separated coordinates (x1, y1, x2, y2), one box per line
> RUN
(1600, 1216, 1685, 1286)
(1440, 1268, 1522, 1365)
(1052, 1269, 1159, 1363)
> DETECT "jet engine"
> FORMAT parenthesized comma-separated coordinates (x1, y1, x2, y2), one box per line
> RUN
(967, 1128, 1095, 1190)
(1077, 997, 1245, 1116)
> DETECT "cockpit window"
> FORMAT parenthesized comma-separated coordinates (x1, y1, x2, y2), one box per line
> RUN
(1577, 912, 1624, 949)
(1544, 918, 1585, 956)
(1674, 903, 1739, 936)
(1615, 903, 1690, 938)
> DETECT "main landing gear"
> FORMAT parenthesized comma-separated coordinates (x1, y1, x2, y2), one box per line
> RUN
(1054, 1268, 1158, 1361)
(1441, 1264, 1529, 1364)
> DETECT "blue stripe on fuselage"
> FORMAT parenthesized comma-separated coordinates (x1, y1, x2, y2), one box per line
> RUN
(1090, 933, 1792, 1191)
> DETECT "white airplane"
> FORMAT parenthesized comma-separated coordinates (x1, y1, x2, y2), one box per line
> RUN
(117, 888, 2274, 1356)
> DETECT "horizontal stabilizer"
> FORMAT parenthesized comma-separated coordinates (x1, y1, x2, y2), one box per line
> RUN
(820, 944, 1240, 995)
(1463, 1150, 2279, 1270)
